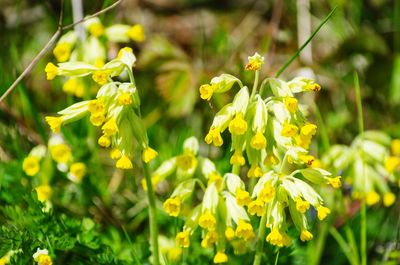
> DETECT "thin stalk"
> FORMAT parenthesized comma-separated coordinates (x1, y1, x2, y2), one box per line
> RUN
(252, 206, 269, 265)
(354, 72, 366, 265)
(143, 161, 160, 265)
(250, 70, 260, 101)
(275, 6, 337, 78)
(232, 165, 240, 175)
(274, 250, 280, 265)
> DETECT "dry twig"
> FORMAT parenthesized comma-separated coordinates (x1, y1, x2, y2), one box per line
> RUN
(0, 0, 122, 103)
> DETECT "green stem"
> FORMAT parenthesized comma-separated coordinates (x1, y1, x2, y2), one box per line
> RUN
(232, 165, 240, 175)
(354, 72, 366, 265)
(274, 250, 280, 265)
(252, 206, 268, 265)
(250, 70, 260, 101)
(275, 7, 337, 78)
(143, 161, 160, 265)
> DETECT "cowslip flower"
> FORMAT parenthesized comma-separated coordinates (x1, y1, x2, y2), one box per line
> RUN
(44, 47, 157, 170)
(32, 248, 52, 265)
(323, 131, 397, 207)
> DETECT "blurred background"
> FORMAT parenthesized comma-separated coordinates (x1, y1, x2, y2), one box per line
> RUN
(0, 0, 399, 264)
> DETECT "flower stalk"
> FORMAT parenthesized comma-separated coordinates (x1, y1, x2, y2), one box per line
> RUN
(142, 161, 160, 265)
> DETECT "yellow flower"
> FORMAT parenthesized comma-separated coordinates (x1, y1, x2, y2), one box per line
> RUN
(245, 52, 264, 71)
(88, 23, 104, 37)
(316, 205, 331, 220)
(35, 185, 52, 202)
(230, 150, 245, 166)
(391, 139, 400, 155)
(163, 197, 181, 217)
(205, 127, 223, 147)
(235, 220, 255, 241)
(102, 118, 119, 136)
(300, 124, 317, 137)
(45, 62, 58, 80)
(98, 135, 111, 148)
(247, 165, 263, 178)
(236, 189, 251, 206)
(248, 199, 264, 216)
(250, 131, 267, 150)
(50, 144, 71, 163)
(92, 70, 110, 85)
(33, 249, 52, 265)
(45, 116, 63, 134)
(176, 230, 190, 248)
(311, 159, 323, 168)
(213, 251, 228, 264)
(53, 43, 71, 62)
(118, 92, 133, 105)
(284, 97, 298, 113)
(266, 227, 289, 247)
(116, 155, 133, 169)
(383, 192, 396, 207)
(142, 147, 158, 163)
(328, 176, 342, 188)
(259, 184, 275, 203)
(127, 24, 145, 42)
(281, 123, 298, 137)
(295, 198, 310, 214)
(228, 113, 248, 135)
(300, 155, 315, 166)
(199, 211, 216, 230)
(88, 99, 105, 114)
(0, 256, 9, 265)
(37, 255, 52, 265)
(304, 82, 321, 92)
(90, 113, 106, 126)
(300, 230, 313, 242)
(225, 227, 235, 241)
(23, 156, 40, 176)
(295, 135, 312, 149)
(110, 148, 122, 160)
(201, 230, 218, 248)
(264, 154, 279, 166)
(199, 84, 214, 101)
(365, 191, 380, 205)
(69, 162, 86, 182)
(176, 153, 196, 170)
(385, 156, 400, 173)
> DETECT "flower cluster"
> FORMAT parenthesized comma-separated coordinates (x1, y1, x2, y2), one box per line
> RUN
(51, 17, 145, 97)
(322, 131, 398, 207)
(196, 53, 337, 250)
(45, 47, 157, 169)
(22, 135, 87, 206)
(160, 137, 253, 263)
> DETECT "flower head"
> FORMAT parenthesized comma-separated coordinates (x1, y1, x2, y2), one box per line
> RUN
(213, 251, 228, 264)
(116, 155, 133, 169)
(23, 156, 40, 176)
(176, 230, 190, 248)
(45, 116, 63, 134)
(45, 63, 58, 80)
(142, 147, 158, 163)
(245, 52, 264, 71)
(163, 197, 181, 217)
